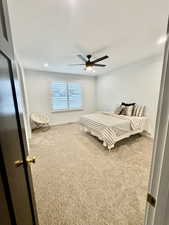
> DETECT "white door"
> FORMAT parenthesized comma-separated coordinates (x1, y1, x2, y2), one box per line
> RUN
(145, 19, 169, 225)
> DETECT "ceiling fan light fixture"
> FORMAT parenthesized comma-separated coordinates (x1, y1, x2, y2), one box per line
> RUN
(85, 65, 93, 72)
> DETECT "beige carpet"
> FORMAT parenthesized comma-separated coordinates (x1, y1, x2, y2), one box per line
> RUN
(30, 123, 153, 225)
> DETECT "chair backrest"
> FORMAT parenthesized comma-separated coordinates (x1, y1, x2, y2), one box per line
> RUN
(31, 112, 49, 124)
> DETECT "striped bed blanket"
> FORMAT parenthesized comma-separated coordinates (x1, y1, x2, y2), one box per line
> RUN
(79, 112, 147, 150)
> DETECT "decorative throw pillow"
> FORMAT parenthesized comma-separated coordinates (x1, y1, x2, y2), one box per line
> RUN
(119, 106, 127, 115)
(125, 105, 134, 116)
(119, 102, 135, 116)
(133, 105, 145, 117)
(121, 102, 136, 107)
(114, 106, 123, 115)
(138, 106, 145, 116)
(119, 105, 134, 116)
(132, 105, 138, 116)
(135, 105, 140, 116)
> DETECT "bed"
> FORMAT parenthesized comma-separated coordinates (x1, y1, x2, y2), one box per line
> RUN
(79, 112, 149, 150)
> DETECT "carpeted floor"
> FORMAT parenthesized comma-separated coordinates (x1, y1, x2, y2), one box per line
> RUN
(30, 123, 153, 225)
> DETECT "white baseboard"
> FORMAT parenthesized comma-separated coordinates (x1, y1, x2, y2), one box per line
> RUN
(142, 131, 154, 140)
(51, 121, 77, 127)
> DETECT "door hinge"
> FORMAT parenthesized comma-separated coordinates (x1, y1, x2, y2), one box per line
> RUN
(147, 193, 156, 207)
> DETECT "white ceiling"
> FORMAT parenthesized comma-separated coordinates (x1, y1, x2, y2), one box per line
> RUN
(8, 0, 169, 76)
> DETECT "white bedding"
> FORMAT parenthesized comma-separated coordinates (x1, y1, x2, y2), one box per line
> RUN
(79, 112, 148, 150)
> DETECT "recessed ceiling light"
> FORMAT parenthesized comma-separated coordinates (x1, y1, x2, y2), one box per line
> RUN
(157, 35, 167, 45)
(44, 63, 49, 67)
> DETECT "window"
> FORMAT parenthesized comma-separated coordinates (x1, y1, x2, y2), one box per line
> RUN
(51, 81, 82, 111)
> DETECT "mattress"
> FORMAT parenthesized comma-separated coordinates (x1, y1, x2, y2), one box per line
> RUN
(81, 112, 131, 131)
(80, 112, 148, 150)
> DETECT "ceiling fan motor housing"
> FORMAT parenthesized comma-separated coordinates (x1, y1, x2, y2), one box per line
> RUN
(87, 54, 92, 60)
(76, 54, 108, 68)
(86, 55, 92, 67)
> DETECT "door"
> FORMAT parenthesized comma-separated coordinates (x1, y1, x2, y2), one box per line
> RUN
(0, 0, 38, 225)
(144, 18, 169, 225)
(0, 168, 13, 225)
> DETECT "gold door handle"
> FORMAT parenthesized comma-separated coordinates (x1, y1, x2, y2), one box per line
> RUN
(14, 160, 23, 167)
(14, 156, 36, 167)
(26, 156, 36, 165)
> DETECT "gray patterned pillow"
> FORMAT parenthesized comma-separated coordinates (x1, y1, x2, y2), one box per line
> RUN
(119, 102, 135, 116)
(119, 105, 134, 116)
(125, 105, 134, 116)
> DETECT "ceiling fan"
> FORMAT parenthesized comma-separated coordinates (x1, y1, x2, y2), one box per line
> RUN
(70, 54, 109, 71)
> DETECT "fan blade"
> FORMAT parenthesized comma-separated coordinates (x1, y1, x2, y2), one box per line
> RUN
(93, 64, 106, 67)
(69, 64, 85, 66)
(91, 55, 109, 64)
(77, 54, 87, 62)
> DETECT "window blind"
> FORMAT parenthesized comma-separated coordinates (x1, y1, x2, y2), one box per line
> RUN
(52, 82, 68, 110)
(51, 81, 82, 111)
(68, 82, 82, 109)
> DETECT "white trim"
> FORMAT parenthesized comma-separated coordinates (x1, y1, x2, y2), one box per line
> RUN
(14, 54, 32, 144)
(50, 121, 76, 126)
(144, 26, 169, 225)
(141, 131, 154, 139)
(52, 108, 84, 113)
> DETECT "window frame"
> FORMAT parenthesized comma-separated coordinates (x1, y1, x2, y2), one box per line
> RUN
(51, 81, 83, 113)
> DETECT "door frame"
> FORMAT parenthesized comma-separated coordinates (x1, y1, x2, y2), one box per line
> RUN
(11, 60, 39, 225)
(144, 19, 169, 225)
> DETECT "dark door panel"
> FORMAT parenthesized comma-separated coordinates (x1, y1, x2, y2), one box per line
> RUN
(0, 53, 34, 225)
(0, 170, 12, 225)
